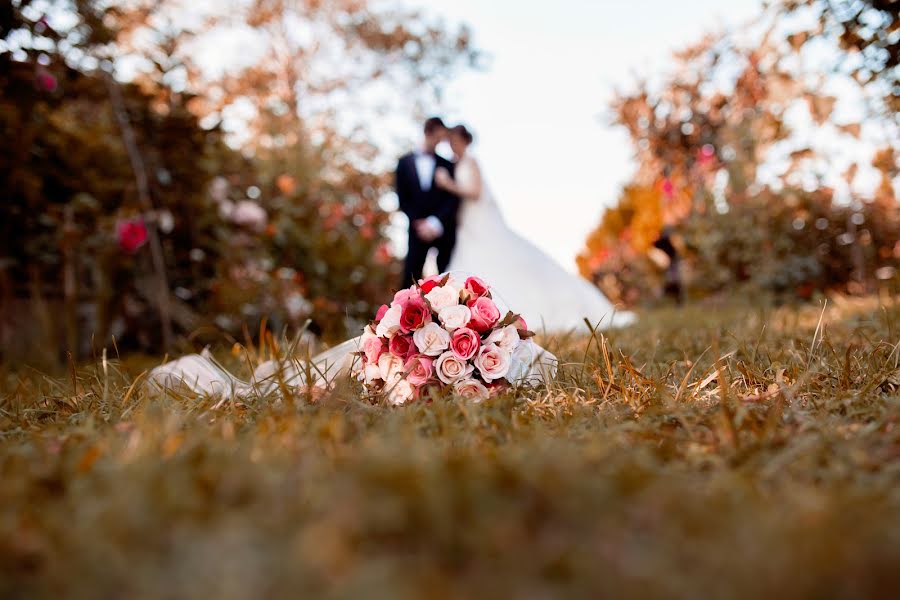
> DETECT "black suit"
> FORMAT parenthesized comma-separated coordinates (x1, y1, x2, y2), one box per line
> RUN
(395, 152, 461, 286)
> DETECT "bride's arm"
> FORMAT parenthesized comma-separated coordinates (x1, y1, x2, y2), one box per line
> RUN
(436, 159, 482, 200)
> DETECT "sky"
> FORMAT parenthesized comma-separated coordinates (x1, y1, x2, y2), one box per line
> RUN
(394, 0, 765, 270)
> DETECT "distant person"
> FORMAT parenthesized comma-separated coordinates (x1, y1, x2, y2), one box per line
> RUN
(653, 227, 682, 302)
(394, 117, 461, 286)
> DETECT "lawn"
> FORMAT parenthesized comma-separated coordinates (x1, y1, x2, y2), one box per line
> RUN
(1, 296, 899, 599)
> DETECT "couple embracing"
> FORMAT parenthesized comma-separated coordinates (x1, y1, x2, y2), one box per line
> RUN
(396, 117, 635, 332)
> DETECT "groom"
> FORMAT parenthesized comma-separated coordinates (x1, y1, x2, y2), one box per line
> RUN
(395, 116, 461, 286)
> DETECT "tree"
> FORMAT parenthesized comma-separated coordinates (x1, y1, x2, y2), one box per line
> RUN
(777, 0, 900, 118)
(578, 7, 899, 304)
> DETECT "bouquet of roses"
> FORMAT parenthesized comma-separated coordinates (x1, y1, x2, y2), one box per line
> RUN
(354, 274, 545, 404)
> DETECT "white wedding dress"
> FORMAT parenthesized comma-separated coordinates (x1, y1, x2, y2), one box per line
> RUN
(446, 155, 635, 332)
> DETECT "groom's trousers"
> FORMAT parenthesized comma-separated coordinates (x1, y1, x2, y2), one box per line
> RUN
(403, 229, 456, 287)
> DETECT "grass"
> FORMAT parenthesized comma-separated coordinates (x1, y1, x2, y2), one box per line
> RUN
(1, 295, 899, 599)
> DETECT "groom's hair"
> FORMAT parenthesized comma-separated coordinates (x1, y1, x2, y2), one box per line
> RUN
(423, 116, 446, 134)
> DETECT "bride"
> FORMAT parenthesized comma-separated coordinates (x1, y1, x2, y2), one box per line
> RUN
(434, 124, 635, 332)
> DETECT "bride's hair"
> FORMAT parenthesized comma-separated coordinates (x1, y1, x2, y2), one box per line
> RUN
(451, 124, 474, 145)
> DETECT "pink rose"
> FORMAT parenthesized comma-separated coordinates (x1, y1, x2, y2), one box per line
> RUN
(393, 287, 418, 307)
(464, 276, 490, 298)
(404, 355, 434, 387)
(435, 351, 475, 384)
(418, 275, 443, 294)
(400, 297, 430, 333)
(467, 296, 500, 333)
(389, 334, 415, 359)
(362, 336, 384, 364)
(515, 316, 528, 331)
(450, 327, 480, 360)
(453, 378, 490, 402)
(474, 343, 511, 382)
(375, 304, 390, 321)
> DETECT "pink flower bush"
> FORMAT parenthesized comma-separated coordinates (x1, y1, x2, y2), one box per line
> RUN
(354, 274, 538, 405)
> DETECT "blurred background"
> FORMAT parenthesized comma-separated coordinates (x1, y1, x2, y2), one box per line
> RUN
(1, 0, 898, 367)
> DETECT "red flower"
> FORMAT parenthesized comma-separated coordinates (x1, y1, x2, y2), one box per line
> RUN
(35, 70, 57, 93)
(117, 218, 148, 254)
(464, 276, 489, 298)
(662, 178, 675, 199)
(399, 297, 429, 333)
(389, 334, 415, 359)
(418, 275, 443, 294)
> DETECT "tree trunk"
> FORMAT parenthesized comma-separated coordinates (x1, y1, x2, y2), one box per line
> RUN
(103, 70, 174, 349)
(61, 206, 79, 357)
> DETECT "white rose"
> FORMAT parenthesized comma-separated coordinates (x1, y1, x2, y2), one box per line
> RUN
(434, 350, 475, 384)
(474, 343, 511, 383)
(506, 339, 537, 384)
(412, 322, 451, 356)
(485, 325, 521, 351)
(378, 353, 404, 382)
(438, 305, 471, 332)
(359, 324, 377, 344)
(360, 362, 382, 385)
(425, 284, 461, 312)
(387, 379, 415, 405)
(445, 272, 465, 289)
(375, 304, 402, 338)
(453, 378, 490, 402)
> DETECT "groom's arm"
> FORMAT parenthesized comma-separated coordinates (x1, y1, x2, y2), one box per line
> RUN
(395, 158, 412, 217)
(432, 191, 460, 231)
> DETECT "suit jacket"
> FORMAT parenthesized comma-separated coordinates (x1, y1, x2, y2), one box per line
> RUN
(394, 152, 461, 233)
